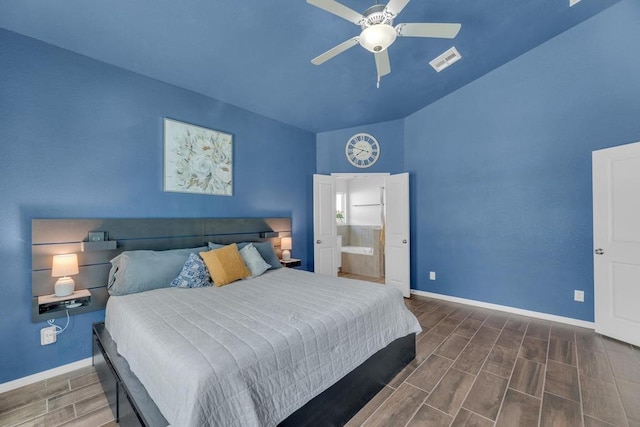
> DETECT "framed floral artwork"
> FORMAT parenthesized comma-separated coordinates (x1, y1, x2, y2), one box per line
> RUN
(163, 118, 233, 196)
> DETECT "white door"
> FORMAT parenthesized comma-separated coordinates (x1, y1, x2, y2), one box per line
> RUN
(313, 174, 337, 276)
(593, 141, 640, 346)
(385, 173, 410, 297)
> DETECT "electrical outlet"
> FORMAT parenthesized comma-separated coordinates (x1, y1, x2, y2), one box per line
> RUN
(574, 290, 585, 303)
(41, 326, 57, 345)
(429, 271, 436, 281)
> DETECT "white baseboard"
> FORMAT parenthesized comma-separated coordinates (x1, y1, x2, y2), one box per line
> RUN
(411, 290, 595, 329)
(0, 357, 93, 395)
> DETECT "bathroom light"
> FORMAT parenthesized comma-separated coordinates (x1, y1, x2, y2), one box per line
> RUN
(359, 24, 397, 53)
(281, 237, 292, 261)
(51, 254, 79, 297)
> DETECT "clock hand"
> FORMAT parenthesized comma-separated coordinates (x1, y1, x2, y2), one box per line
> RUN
(353, 145, 371, 154)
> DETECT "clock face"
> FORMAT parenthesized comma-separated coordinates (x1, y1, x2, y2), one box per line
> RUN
(345, 133, 380, 168)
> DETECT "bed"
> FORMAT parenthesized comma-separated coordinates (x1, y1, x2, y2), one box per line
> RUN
(98, 266, 420, 426)
(31, 217, 419, 426)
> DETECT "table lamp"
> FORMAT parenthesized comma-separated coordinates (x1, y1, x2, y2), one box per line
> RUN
(281, 237, 292, 261)
(52, 254, 79, 297)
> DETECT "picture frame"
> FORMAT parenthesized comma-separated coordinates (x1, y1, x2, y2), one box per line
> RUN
(163, 118, 233, 196)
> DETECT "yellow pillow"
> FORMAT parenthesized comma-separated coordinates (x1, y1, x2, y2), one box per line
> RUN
(200, 244, 250, 287)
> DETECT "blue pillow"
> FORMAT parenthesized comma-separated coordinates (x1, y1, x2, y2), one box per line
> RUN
(170, 253, 212, 288)
(108, 246, 208, 296)
(252, 241, 282, 270)
(239, 243, 272, 277)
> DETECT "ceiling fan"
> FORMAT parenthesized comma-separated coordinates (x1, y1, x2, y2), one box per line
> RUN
(307, 0, 461, 87)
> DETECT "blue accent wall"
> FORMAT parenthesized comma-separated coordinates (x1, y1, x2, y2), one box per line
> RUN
(0, 29, 315, 384)
(316, 119, 405, 174)
(404, 0, 640, 321)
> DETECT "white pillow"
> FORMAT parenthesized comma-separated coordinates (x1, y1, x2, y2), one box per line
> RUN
(239, 243, 272, 278)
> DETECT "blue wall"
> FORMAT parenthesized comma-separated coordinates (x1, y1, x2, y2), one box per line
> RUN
(0, 29, 316, 384)
(404, 0, 640, 321)
(3, 0, 640, 386)
(316, 119, 404, 174)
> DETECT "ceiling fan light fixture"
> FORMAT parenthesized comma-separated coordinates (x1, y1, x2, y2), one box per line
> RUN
(359, 24, 397, 53)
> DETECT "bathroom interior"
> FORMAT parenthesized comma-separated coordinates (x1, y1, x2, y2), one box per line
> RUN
(336, 175, 385, 283)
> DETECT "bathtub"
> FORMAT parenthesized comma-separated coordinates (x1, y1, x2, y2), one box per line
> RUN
(341, 246, 374, 255)
(340, 245, 380, 277)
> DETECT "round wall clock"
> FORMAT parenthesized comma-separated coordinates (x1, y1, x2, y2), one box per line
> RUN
(345, 133, 380, 168)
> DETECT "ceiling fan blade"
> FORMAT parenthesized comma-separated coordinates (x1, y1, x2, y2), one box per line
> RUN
(311, 37, 359, 65)
(396, 23, 462, 39)
(306, 0, 364, 25)
(385, 0, 411, 17)
(374, 50, 391, 78)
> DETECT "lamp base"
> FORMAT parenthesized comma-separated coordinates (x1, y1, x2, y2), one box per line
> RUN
(55, 277, 75, 297)
(282, 250, 291, 261)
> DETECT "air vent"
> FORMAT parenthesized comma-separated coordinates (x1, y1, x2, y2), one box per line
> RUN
(429, 47, 462, 72)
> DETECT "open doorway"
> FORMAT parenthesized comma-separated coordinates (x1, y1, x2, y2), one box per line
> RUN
(335, 175, 386, 284)
(314, 172, 409, 297)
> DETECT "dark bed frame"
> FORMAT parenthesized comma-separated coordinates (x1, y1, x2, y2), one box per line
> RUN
(32, 217, 416, 426)
(93, 323, 415, 427)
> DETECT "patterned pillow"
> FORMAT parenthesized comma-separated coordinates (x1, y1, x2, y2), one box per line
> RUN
(239, 243, 272, 278)
(170, 253, 212, 288)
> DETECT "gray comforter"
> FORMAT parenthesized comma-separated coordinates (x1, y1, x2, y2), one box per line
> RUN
(105, 268, 421, 426)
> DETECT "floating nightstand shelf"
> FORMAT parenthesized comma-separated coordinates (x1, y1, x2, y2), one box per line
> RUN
(280, 258, 301, 268)
(38, 289, 91, 315)
(81, 240, 117, 251)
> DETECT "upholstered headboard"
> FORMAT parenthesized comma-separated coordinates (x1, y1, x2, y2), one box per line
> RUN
(32, 217, 291, 322)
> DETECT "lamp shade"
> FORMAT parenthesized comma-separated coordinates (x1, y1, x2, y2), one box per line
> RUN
(281, 237, 292, 250)
(281, 237, 292, 261)
(51, 254, 79, 277)
(359, 24, 397, 53)
(52, 254, 78, 297)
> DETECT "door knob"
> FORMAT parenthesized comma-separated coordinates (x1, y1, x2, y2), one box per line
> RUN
(595, 248, 604, 255)
(402, 239, 407, 244)
(316, 240, 322, 244)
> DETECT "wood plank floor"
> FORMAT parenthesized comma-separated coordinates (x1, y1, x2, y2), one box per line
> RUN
(349, 294, 640, 427)
(2, 293, 639, 426)
(0, 366, 116, 427)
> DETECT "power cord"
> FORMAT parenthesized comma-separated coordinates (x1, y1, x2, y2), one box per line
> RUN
(47, 309, 70, 335)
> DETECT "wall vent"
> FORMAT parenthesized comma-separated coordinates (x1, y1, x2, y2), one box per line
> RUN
(429, 46, 462, 72)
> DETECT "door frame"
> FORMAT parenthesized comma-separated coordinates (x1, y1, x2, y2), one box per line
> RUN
(326, 172, 411, 297)
(331, 173, 391, 178)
